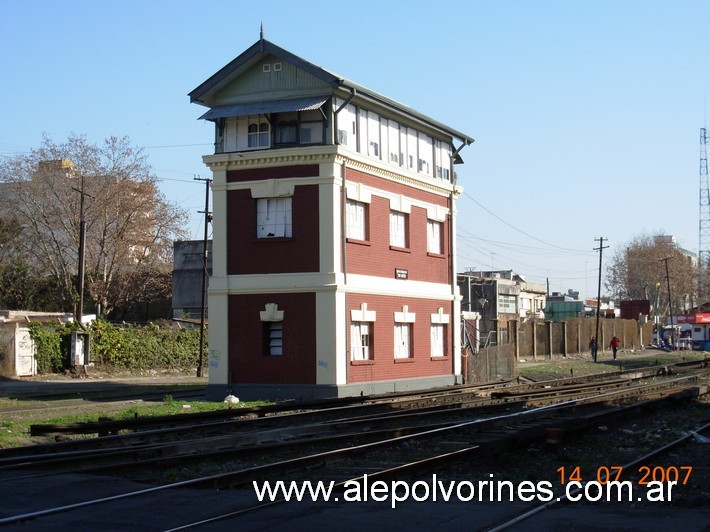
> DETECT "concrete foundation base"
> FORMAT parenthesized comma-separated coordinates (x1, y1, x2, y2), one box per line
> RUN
(205, 374, 462, 402)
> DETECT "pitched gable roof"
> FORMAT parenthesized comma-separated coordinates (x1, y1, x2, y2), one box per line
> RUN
(188, 39, 340, 106)
(189, 38, 474, 146)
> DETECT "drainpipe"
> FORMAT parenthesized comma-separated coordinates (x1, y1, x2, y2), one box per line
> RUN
(338, 160, 350, 387)
(450, 139, 472, 382)
(334, 94, 354, 385)
(450, 186, 459, 380)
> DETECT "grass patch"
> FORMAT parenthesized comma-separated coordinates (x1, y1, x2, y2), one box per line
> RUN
(518, 350, 708, 382)
(0, 398, 272, 449)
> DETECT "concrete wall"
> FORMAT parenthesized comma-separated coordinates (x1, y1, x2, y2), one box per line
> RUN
(515, 317, 654, 360)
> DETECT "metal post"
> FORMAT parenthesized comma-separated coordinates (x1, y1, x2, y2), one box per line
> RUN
(593, 237, 608, 362)
(194, 176, 212, 378)
(655, 282, 660, 344)
(78, 202, 86, 323)
(661, 257, 674, 349)
(72, 173, 91, 326)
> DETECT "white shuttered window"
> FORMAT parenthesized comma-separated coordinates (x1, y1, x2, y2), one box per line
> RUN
(427, 220, 442, 254)
(257, 197, 292, 238)
(394, 323, 412, 359)
(346, 200, 366, 240)
(350, 322, 371, 360)
(431, 324, 445, 357)
(389, 211, 406, 248)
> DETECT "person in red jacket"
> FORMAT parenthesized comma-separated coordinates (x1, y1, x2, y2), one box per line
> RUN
(609, 336, 620, 359)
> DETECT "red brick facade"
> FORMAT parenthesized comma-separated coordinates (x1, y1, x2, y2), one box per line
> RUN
(227, 165, 320, 183)
(346, 194, 450, 284)
(228, 292, 317, 384)
(347, 294, 453, 383)
(345, 169, 451, 285)
(226, 184, 320, 275)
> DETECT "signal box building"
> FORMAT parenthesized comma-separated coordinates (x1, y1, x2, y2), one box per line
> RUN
(190, 36, 473, 400)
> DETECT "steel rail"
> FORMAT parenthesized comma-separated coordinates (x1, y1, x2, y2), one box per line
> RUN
(1, 376, 705, 527)
(0, 371, 649, 460)
(164, 384, 709, 530)
(2, 371, 706, 477)
(0, 371, 692, 472)
(486, 420, 710, 531)
(25, 359, 705, 437)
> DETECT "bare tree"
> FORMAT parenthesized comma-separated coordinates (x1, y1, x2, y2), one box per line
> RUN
(605, 233, 696, 318)
(0, 133, 188, 316)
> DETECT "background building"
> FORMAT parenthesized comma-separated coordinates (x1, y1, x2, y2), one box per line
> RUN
(458, 270, 546, 346)
(172, 240, 212, 320)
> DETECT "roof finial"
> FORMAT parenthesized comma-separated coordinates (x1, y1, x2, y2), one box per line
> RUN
(260, 22, 264, 41)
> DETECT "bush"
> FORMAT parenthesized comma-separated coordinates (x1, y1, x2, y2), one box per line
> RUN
(28, 319, 205, 374)
(28, 322, 73, 373)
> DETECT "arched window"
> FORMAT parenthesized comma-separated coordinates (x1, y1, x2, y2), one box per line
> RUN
(248, 121, 270, 148)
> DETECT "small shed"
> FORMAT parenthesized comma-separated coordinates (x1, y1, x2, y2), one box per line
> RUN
(0, 311, 73, 377)
(676, 312, 710, 350)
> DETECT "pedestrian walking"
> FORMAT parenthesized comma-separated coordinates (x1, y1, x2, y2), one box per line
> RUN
(589, 336, 598, 361)
(609, 335, 620, 360)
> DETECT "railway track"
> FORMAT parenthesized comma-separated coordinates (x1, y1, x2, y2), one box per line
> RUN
(1, 365, 705, 471)
(22, 358, 707, 438)
(0, 370, 707, 529)
(487, 419, 710, 530)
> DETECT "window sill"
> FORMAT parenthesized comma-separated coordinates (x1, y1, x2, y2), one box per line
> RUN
(255, 237, 293, 243)
(394, 357, 415, 363)
(346, 238, 371, 246)
(389, 245, 410, 253)
(350, 359, 375, 366)
(430, 356, 450, 361)
(427, 252, 446, 258)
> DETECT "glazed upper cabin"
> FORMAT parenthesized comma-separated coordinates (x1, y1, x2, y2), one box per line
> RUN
(189, 38, 473, 182)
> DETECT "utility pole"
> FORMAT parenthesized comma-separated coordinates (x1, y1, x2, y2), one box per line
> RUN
(699, 128, 709, 303)
(194, 176, 212, 378)
(593, 237, 608, 362)
(71, 174, 92, 327)
(660, 256, 674, 349)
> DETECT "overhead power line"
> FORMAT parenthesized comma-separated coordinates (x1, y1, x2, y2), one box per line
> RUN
(142, 143, 212, 149)
(461, 191, 583, 252)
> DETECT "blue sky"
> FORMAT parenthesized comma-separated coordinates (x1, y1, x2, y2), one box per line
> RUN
(3, 0, 709, 299)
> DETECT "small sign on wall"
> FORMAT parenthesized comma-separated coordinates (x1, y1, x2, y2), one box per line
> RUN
(395, 268, 408, 280)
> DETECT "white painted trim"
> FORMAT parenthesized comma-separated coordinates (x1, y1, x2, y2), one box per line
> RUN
(215, 175, 333, 193)
(345, 182, 372, 203)
(345, 181, 449, 219)
(351, 302, 377, 322)
(209, 273, 343, 294)
(259, 303, 284, 322)
(210, 272, 454, 301)
(315, 291, 345, 385)
(250, 179, 296, 198)
(430, 307, 450, 324)
(211, 168, 228, 278)
(203, 145, 456, 199)
(206, 292, 230, 387)
(394, 305, 416, 323)
(426, 205, 448, 223)
(319, 181, 341, 274)
(346, 273, 454, 300)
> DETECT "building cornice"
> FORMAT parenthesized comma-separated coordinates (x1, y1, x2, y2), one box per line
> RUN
(203, 146, 458, 198)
